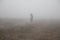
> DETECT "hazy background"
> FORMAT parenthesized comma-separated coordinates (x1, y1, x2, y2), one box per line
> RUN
(0, 0, 60, 19)
(0, 0, 60, 40)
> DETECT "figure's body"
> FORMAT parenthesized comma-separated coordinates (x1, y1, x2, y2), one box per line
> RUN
(30, 13, 33, 22)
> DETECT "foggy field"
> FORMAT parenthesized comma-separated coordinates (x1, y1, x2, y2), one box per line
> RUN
(0, 0, 60, 40)
(0, 19, 60, 40)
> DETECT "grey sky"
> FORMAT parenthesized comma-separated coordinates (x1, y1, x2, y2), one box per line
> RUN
(0, 0, 60, 19)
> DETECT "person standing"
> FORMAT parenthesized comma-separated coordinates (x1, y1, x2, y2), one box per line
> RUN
(30, 13, 33, 22)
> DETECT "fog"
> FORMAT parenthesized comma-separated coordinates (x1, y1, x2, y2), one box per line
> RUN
(0, 0, 60, 19)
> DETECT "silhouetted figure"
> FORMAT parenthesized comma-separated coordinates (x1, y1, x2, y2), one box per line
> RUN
(30, 13, 33, 22)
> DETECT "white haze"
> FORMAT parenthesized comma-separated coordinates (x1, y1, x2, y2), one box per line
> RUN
(0, 0, 60, 19)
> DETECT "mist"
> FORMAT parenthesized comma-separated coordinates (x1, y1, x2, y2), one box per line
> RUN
(0, 0, 60, 40)
(0, 0, 60, 19)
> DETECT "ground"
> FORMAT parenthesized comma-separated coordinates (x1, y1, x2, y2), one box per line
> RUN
(0, 19, 60, 40)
